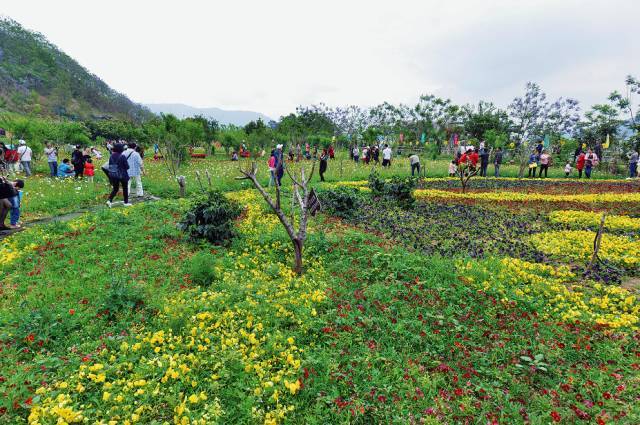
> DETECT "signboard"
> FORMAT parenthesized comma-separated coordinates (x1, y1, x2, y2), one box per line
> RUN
(307, 189, 321, 216)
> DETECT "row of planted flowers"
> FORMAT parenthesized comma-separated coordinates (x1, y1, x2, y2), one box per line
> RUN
(27, 191, 328, 425)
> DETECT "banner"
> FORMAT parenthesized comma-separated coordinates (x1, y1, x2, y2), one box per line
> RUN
(602, 134, 610, 149)
(543, 134, 550, 148)
(453, 133, 459, 146)
(420, 133, 426, 144)
(399, 133, 404, 142)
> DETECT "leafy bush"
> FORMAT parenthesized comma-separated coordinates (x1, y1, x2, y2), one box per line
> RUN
(103, 272, 145, 318)
(189, 251, 221, 287)
(367, 170, 416, 208)
(179, 191, 242, 245)
(319, 187, 362, 219)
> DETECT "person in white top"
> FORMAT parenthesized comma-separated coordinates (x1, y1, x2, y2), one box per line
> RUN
(352, 146, 360, 163)
(124, 143, 144, 197)
(408, 153, 420, 176)
(44, 143, 58, 177)
(17, 140, 33, 177)
(91, 147, 103, 160)
(382, 144, 392, 167)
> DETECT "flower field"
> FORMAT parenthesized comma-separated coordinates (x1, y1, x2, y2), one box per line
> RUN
(1, 166, 640, 424)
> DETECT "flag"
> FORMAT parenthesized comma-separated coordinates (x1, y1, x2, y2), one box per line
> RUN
(420, 133, 426, 144)
(543, 134, 550, 148)
(602, 134, 610, 149)
(453, 133, 459, 146)
(399, 133, 404, 142)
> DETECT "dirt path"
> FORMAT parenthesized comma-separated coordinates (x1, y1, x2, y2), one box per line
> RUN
(0, 194, 161, 240)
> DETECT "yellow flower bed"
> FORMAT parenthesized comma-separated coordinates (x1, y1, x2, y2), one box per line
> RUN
(414, 189, 640, 203)
(464, 258, 640, 329)
(549, 210, 640, 231)
(29, 191, 327, 425)
(529, 230, 640, 269)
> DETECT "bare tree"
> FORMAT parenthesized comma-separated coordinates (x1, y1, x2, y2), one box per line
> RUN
(456, 160, 478, 194)
(237, 161, 316, 275)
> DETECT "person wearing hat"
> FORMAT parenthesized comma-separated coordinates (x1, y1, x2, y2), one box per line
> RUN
(17, 140, 32, 177)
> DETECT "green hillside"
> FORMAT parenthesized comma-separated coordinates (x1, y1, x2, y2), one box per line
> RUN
(0, 18, 152, 122)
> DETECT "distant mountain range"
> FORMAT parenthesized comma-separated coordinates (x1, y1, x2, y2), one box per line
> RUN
(145, 103, 273, 126)
(0, 18, 152, 121)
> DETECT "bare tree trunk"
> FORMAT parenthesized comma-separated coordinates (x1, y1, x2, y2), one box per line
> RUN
(177, 176, 186, 197)
(587, 213, 606, 273)
(293, 238, 303, 275)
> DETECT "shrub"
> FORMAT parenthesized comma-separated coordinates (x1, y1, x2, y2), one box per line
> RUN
(189, 251, 221, 287)
(319, 187, 362, 219)
(368, 170, 386, 195)
(103, 272, 145, 318)
(178, 191, 243, 245)
(367, 170, 416, 208)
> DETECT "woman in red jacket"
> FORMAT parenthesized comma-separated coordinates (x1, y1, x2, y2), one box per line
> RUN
(576, 152, 586, 178)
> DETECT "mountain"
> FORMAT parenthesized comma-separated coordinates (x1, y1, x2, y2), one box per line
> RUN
(145, 103, 273, 126)
(0, 18, 152, 121)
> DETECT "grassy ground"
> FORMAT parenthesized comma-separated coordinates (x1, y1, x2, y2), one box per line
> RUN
(1, 154, 638, 423)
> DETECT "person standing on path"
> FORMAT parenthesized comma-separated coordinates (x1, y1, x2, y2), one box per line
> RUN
(528, 151, 538, 178)
(125, 143, 144, 197)
(408, 153, 420, 176)
(493, 147, 503, 177)
(71, 145, 85, 178)
(382, 144, 392, 167)
(538, 150, 551, 178)
(319, 149, 328, 181)
(576, 152, 586, 178)
(628, 149, 638, 178)
(107, 143, 131, 207)
(44, 143, 58, 177)
(17, 140, 32, 177)
(352, 145, 360, 163)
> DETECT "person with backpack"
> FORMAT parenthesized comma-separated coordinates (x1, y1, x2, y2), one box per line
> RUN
(107, 143, 131, 207)
(71, 145, 85, 178)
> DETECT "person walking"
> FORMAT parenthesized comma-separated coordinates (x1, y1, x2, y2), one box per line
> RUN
(125, 143, 144, 197)
(493, 147, 503, 177)
(576, 152, 586, 178)
(17, 140, 32, 177)
(538, 150, 551, 178)
(479, 148, 489, 177)
(107, 143, 131, 207)
(319, 149, 328, 181)
(584, 149, 598, 179)
(382, 144, 392, 167)
(408, 153, 420, 176)
(71, 145, 85, 178)
(628, 149, 638, 179)
(44, 143, 58, 177)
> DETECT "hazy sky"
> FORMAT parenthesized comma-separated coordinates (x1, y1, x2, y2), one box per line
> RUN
(3, 0, 638, 118)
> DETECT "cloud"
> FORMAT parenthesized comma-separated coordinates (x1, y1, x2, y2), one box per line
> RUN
(3, 0, 639, 116)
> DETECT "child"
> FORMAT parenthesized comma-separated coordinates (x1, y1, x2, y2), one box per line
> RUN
(564, 161, 572, 177)
(448, 160, 457, 177)
(9, 179, 24, 229)
(84, 158, 95, 182)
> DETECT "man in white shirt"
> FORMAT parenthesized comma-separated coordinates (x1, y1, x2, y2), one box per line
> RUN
(382, 144, 392, 167)
(17, 140, 33, 177)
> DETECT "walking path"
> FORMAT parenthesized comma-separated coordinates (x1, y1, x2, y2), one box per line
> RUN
(0, 194, 161, 240)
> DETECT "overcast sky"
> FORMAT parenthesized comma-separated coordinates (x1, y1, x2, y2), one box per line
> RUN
(3, 0, 638, 119)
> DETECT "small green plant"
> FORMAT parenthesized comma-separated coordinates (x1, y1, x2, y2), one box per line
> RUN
(103, 270, 145, 318)
(179, 191, 243, 245)
(367, 170, 416, 208)
(319, 187, 362, 219)
(516, 353, 549, 373)
(368, 169, 386, 195)
(189, 251, 221, 287)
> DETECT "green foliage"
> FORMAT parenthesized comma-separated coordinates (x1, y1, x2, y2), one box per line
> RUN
(318, 187, 362, 219)
(179, 191, 243, 245)
(188, 251, 221, 287)
(103, 271, 145, 318)
(368, 170, 416, 207)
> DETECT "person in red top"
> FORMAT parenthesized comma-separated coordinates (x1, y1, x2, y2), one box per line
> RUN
(576, 152, 586, 178)
(84, 158, 95, 182)
(328, 145, 335, 159)
(469, 149, 479, 167)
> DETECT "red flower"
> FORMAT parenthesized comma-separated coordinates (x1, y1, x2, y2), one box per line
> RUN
(551, 411, 561, 422)
(377, 395, 387, 403)
(26, 333, 35, 342)
(454, 388, 464, 397)
(602, 391, 612, 399)
(24, 397, 33, 406)
(69, 309, 75, 315)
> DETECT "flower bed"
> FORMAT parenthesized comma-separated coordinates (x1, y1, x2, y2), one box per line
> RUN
(549, 210, 640, 232)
